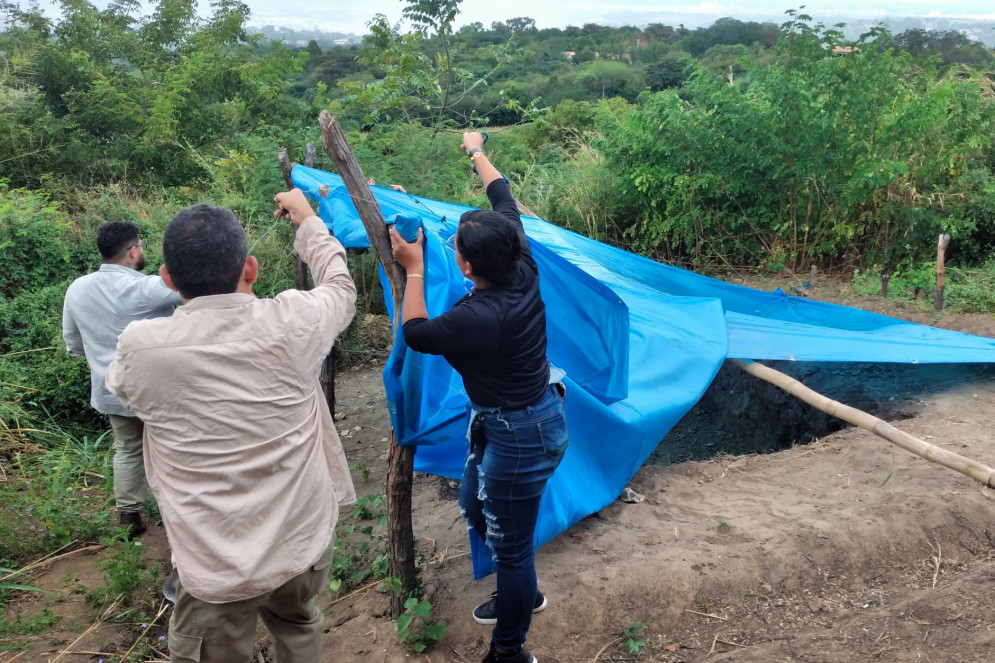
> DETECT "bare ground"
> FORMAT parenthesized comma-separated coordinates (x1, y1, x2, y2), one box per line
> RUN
(5, 284, 995, 663)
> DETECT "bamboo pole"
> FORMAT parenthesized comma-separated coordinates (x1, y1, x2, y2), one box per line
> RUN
(318, 111, 415, 617)
(935, 233, 950, 312)
(278, 147, 337, 410)
(731, 359, 995, 489)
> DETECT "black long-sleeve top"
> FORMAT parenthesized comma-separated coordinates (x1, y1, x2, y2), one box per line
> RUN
(402, 179, 550, 408)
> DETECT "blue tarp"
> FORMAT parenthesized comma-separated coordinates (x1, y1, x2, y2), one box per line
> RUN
(292, 166, 995, 577)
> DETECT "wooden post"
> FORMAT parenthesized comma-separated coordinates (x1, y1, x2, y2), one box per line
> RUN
(880, 273, 890, 299)
(809, 264, 817, 288)
(935, 234, 950, 312)
(731, 359, 995, 489)
(278, 146, 336, 411)
(277, 147, 312, 292)
(318, 111, 416, 617)
(305, 143, 316, 168)
(516, 200, 537, 218)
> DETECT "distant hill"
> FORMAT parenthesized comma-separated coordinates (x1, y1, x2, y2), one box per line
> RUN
(567, 10, 995, 48)
(826, 15, 993, 47)
(251, 14, 994, 49)
(252, 25, 361, 48)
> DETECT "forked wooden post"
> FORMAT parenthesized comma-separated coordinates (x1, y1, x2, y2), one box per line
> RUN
(278, 146, 336, 411)
(318, 111, 415, 617)
(731, 358, 995, 488)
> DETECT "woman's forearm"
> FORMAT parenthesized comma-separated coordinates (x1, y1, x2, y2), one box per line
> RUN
(401, 271, 429, 324)
(470, 151, 503, 189)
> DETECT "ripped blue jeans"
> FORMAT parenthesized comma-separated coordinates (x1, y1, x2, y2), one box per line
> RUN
(459, 384, 569, 650)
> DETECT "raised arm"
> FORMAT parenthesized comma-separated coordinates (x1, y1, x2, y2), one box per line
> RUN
(461, 132, 505, 189)
(275, 188, 357, 352)
(461, 132, 533, 266)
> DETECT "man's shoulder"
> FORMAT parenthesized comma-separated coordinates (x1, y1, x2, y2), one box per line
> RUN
(116, 315, 174, 349)
(67, 269, 99, 287)
(64, 271, 99, 300)
(69, 266, 138, 289)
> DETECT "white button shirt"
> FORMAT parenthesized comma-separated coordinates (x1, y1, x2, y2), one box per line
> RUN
(106, 215, 358, 603)
(63, 264, 182, 416)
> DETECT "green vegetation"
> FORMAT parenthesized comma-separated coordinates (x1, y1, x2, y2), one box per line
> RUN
(623, 621, 646, 654)
(328, 493, 391, 593)
(2, 0, 995, 656)
(397, 596, 446, 653)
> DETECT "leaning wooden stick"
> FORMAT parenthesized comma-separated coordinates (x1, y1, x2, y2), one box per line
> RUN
(318, 111, 416, 618)
(730, 358, 995, 489)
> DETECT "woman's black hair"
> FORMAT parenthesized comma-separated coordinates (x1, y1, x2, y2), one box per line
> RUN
(456, 210, 522, 286)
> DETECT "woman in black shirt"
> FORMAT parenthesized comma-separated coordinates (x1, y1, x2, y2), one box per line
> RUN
(390, 132, 568, 663)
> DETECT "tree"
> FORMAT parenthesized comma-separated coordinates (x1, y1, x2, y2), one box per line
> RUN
(335, 0, 529, 128)
(891, 29, 994, 66)
(602, 12, 995, 270)
(647, 51, 690, 90)
(0, 0, 307, 187)
(403, 0, 461, 37)
(576, 59, 643, 100)
(506, 17, 537, 34)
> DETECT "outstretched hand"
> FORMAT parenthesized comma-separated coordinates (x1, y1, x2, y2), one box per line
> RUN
(389, 226, 425, 273)
(461, 131, 485, 155)
(273, 188, 314, 226)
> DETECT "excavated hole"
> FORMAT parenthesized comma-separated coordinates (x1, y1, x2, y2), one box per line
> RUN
(646, 360, 995, 466)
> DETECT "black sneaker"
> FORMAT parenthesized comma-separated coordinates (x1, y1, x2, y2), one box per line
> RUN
(481, 643, 538, 663)
(473, 590, 547, 625)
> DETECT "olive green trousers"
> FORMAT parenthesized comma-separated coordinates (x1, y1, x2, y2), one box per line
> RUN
(167, 542, 335, 663)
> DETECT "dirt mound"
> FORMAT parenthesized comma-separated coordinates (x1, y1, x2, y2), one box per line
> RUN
(314, 364, 995, 663)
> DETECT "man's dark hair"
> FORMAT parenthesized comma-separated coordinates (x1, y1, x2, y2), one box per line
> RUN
(456, 210, 522, 286)
(163, 203, 248, 299)
(97, 221, 140, 261)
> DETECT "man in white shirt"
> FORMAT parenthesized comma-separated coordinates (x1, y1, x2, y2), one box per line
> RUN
(63, 221, 182, 538)
(106, 190, 357, 663)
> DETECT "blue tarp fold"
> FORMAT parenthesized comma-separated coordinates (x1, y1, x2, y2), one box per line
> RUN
(292, 166, 995, 578)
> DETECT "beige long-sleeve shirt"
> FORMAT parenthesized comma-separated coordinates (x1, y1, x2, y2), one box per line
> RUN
(106, 215, 357, 603)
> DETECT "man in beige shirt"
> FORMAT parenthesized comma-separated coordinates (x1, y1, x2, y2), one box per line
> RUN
(107, 190, 357, 663)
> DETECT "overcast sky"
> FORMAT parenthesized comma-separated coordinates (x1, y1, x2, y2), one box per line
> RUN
(30, 1, 995, 35)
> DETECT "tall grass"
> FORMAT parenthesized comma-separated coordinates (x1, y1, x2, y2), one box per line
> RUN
(1, 399, 112, 564)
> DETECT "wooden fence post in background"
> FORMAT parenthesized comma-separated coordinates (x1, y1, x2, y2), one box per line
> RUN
(277, 146, 336, 412)
(318, 111, 416, 618)
(935, 233, 950, 312)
